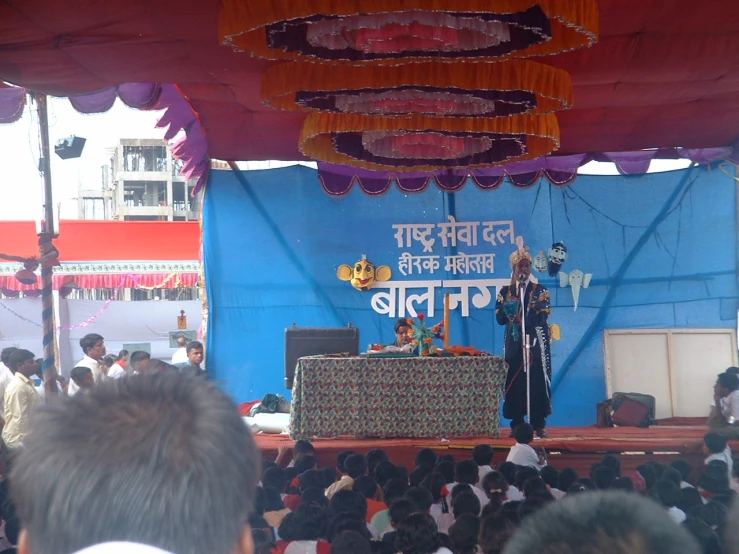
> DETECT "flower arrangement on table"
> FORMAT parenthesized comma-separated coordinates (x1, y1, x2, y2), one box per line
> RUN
(406, 313, 445, 356)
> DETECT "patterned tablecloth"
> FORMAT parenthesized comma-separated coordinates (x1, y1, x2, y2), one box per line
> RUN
(290, 355, 508, 440)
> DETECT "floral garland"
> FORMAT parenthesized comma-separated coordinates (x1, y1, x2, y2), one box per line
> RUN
(406, 313, 445, 356)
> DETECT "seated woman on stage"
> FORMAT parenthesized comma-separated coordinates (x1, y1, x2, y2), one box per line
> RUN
(394, 318, 411, 348)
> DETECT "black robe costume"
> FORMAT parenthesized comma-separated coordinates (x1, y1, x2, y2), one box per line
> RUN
(495, 281, 552, 430)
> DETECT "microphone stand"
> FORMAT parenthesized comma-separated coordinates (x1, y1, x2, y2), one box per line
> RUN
(519, 278, 531, 425)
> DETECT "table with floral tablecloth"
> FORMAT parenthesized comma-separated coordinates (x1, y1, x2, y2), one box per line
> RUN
(290, 355, 508, 440)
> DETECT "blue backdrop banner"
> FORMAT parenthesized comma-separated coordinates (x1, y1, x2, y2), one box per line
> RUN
(203, 164, 738, 426)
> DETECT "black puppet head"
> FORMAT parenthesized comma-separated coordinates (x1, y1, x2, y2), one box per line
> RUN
(547, 242, 568, 277)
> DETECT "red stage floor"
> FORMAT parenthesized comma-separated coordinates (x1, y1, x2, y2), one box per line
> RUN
(253, 420, 722, 476)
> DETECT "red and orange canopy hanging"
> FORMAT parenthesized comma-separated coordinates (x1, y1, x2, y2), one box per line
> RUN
(220, 0, 599, 63)
(220, 0, 599, 171)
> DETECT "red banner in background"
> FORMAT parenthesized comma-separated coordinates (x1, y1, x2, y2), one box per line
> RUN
(0, 221, 200, 262)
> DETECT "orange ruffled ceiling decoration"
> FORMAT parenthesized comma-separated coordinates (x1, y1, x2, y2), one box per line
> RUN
(300, 112, 560, 172)
(220, 0, 599, 63)
(262, 60, 574, 117)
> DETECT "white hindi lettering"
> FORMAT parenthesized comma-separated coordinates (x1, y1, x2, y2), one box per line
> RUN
(444, 253, 496, 275)
(371, 281, 442, 318)
(481, 221, 516, 247)
(371, 279, 510, 318)
(446, 279, 509, 317)
(393, 224, 437, 252)
(398, 253, 441, 276)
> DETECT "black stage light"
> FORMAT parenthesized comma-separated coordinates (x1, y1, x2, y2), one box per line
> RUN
(54, 135, 86, 159)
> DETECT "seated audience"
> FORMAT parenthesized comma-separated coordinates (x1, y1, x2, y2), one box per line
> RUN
(448, 514, 479, 554)
(327, 454, 367, 500)
(557, 468, 579, 495)
(671, 459, 695, 489)
(331, 531, 371, 554)
(592, 466, 617, 490)
(354, 476, 387, 523)
(708, 372, 739, 437)
(395, 513, 452, 554)
(682, 519, 721, 554)
(698, 460, 730, 500)
(703, 433, 732, 482)
(325, 514, 372, 543)
(479, 471, 508, 509)
(446, 460, 489, 511)
(478, 513, 516, 554)
(506, 424, 546, 469)
(503, 491, 701, 554)
(655, 480, 686, 523)
(277, 504, 330, 554)
(539, 466, 565, 498)
(329, 490, 376, 538)
(370, 478, 409, 536)
(472, 445, 495, 483)
(382, 499, 418, 544)
(11, 374, 260, 554)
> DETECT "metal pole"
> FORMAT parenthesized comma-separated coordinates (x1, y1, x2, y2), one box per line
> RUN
(33, 93, 59, 395)
(519, 282, 530, 423)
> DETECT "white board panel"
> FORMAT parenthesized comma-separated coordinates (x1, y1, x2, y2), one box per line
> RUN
(606, 332, 672, 419)
(671, 331, 738, 417)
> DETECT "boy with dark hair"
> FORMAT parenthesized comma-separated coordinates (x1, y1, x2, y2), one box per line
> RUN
(703, 432, 732, 482)
(447, 459, 489, 510)
(415, 448, 437, 468)
(404, 486, 433, 514)
(70, 366, 94, 393)
(11, 373, 261, 554)
(68, 333, 106, 395)
(327, 452, 366, 499)
(365, 449, 388, 475)
(539, 465, 565, 498)
(504, 491, 701, 554)
(671, 459, 694, 489)
(353, 475, 386, 523)
(262, 466, 287, 495)
(178, 340, 205, 376)
(331, 530, 371, 554)
(129, 351, 152, 375)
(370, 478, 409, 538)
(655, 480, 685, 524)
(382, 498, 419, 544)
(601, 454, 621, 477)
(506, 424, 547, 469)
(276, 439, 315, 468)
(593, 466, 617, 490)
(473, 444, 495, 482)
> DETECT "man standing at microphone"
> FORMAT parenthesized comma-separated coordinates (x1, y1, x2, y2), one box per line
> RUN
(495, 240, 553, 438)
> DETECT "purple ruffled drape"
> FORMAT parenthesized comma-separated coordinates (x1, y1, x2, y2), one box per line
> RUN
(0, 83, 210, 196)
(317, 146, 738, 196)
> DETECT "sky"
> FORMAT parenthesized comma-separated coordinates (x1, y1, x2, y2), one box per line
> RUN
(0, 95, 691, 221)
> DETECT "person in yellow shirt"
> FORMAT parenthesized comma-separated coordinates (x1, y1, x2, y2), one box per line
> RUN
(2, 349, 39, 450)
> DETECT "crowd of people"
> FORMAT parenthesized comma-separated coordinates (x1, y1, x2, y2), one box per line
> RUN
(249, 427, 739, 554)
(0, 333, 206, 453)
(0, 368, 735, 554)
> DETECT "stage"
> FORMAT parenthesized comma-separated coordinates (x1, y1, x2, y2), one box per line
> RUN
(254, 419, 722, 477)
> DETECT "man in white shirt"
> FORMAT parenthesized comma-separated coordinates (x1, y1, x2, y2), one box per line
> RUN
(0, 347, 18, 425)
(2, 349, 39, 450)
(506, 423, 547, 470)
(171, 336, 189, 365)
(11, 373, 261, 554)
(709, 372, 739, 438)
(68, 333, 107, 395)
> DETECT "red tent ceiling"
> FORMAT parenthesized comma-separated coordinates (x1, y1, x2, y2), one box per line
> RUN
(2, 1, 739, 160)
